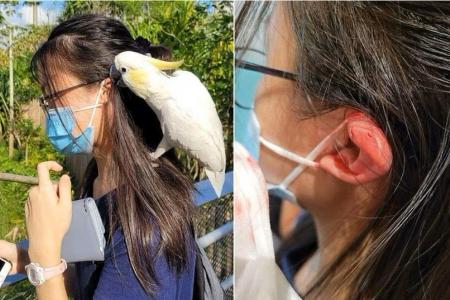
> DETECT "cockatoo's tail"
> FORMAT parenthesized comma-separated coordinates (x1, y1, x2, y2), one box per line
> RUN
(147, 57, 184, 70)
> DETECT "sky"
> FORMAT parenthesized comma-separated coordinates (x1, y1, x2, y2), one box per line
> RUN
(3, 1, 64, 26)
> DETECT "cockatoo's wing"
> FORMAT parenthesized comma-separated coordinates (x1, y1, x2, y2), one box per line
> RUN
(169, 70, 223, 129)
(163, 70, 226, 170)
(161, 100, 225, 173)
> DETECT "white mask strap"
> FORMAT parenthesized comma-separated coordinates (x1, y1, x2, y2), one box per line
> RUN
(268, 120, 348, 189)
(279, 164, 307, 188)
(72, 103, 102, 113)
(260, 137, 319, 167)
(86, 81, 104, 127)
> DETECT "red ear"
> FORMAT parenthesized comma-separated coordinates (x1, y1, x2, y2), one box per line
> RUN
(319, 111, 392, 184)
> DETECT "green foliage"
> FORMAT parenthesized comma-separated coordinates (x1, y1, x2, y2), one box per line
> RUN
(0, 138, 63, 239)
(61, 0, 144, 21)
(0, 279, 35, 299)
(0, 24, 51, 143)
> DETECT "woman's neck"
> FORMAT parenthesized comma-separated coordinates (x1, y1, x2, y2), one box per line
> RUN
(92, 153, 116, 198)
(294, 186, 380, 297)
(294, 212, 365, 295)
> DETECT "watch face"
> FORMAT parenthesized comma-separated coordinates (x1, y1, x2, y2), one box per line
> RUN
(26, 264, 44, 286)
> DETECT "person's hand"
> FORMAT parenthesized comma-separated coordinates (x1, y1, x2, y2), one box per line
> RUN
(0, 240, 29, 274)
(234, 142, 301, 300)
(234, 142, 272, 260)
(25, 161, 72, 267)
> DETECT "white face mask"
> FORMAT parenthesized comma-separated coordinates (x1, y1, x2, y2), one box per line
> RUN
(251, 110, 346, 203)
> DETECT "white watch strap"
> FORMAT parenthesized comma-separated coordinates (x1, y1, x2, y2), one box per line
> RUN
(43, 259, 67, 281)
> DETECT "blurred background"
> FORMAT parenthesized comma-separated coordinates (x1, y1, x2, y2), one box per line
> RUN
(0, 1, 233, 299)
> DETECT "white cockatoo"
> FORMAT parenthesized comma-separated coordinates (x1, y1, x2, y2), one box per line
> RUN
(113, 51, 226, 196)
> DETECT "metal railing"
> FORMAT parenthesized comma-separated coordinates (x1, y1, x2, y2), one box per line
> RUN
(3, 171, 234, 296)
(194, 171, 234, 295)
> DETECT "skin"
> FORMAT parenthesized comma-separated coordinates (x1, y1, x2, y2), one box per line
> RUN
(255, 4, 390, 297)
(0, 71, 115, 299)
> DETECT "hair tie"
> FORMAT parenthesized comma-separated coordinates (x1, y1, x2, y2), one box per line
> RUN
(135, 36, 153, 54)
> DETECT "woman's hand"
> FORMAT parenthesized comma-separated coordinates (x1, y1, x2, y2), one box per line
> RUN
(0, 241, 29, 274)
(234, 142, 300, 299)
(25, 161, 72, 267)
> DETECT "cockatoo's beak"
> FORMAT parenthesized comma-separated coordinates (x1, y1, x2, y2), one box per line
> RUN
(147, 57, 184, 70)
(109, 64, 121, 82)
(109, 64, 126, 87)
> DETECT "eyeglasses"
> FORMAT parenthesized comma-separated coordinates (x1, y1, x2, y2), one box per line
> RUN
(235, 59, 298, 82)
(38, 79, 103, 110)
(235, 59, 299, 110)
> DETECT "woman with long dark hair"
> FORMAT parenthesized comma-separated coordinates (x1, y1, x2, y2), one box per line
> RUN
(0, 14, 200, 299)
(236, 2, 450, 299)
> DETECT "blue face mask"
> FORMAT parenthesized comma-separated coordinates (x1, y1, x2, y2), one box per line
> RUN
(45, 82, 104, 154)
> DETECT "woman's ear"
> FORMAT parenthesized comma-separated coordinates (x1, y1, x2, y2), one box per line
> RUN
(319, 111, 393, 184)
(101, 77, 113, 103)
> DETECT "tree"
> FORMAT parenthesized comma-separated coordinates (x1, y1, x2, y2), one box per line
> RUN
(0, 24, 50, 149)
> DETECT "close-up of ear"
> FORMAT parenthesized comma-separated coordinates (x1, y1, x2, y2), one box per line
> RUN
(101, 78, 113, 101)
(319, 111, 393, 185)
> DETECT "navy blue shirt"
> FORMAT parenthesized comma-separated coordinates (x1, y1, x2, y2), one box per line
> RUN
(275, 211, 317, 299)
(75, 191, 196, 300)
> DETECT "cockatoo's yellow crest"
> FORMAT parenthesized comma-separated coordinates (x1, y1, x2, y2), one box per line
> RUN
(128, 57, 184, 86)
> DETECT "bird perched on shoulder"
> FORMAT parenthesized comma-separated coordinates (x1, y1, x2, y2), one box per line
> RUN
(112, 51, 226, 197)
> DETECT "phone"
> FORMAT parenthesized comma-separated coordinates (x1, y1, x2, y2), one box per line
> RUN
(0, 257, 12, 287)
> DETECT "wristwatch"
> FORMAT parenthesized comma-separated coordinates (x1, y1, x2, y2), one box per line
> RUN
(25, 259, 67, 286)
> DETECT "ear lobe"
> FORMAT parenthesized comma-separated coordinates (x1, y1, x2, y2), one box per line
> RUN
(319, 111, 393, 185)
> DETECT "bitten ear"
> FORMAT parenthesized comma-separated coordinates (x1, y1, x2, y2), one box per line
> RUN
(100, 78, 112, 102)
(319, 111, 392, 184)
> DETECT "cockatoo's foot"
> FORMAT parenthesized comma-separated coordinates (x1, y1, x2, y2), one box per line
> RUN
(149, 153, 160, 167)
(149, 152, 159, 161)
(149, 151, 162, 167)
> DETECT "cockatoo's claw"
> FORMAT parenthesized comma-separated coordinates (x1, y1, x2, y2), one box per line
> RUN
(149, 152, 159, 167)
(149, 151, 162, 161)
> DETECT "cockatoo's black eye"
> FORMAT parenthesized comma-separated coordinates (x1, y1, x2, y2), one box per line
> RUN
(121, 67, 127, 73)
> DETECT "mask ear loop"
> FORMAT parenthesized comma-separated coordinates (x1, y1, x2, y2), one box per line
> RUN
(260, 137, 319, 167)
(86, 80, 105, 128)
(66, 81, 104, 151)
(275, 120, 349, 192)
